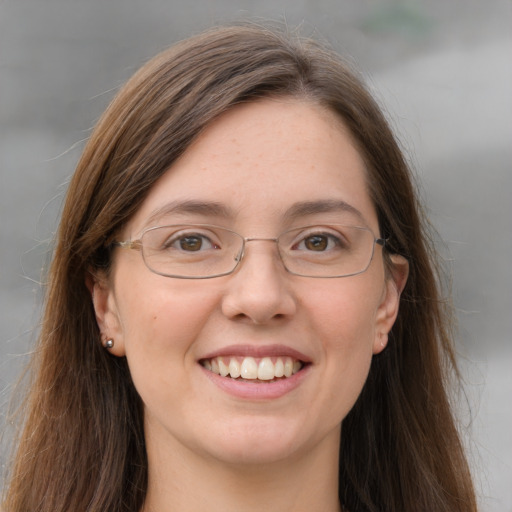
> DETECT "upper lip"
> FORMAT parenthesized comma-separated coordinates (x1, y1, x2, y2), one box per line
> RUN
(200, 344, 312, 363)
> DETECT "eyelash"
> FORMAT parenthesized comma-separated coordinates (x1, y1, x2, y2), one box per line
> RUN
(150, 225, 354, 254)
(164, 232, 219, 251)
(292, 231, 347, 252)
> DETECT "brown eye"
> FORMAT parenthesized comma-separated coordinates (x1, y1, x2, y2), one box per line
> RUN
(304, 235, 329, 251)
(179, 236, 206, 251)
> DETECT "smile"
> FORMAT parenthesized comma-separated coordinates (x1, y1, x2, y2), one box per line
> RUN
(200, 356, 304, 382)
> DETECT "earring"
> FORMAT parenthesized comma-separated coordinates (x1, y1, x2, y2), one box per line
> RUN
(104, 338, 114, 349)
(380, 332, 388, 348)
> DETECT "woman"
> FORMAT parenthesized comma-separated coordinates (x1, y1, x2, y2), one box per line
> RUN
(3, 24, 477, 511)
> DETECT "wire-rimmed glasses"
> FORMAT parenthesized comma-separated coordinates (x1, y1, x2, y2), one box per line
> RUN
(114, 224, 386, 279)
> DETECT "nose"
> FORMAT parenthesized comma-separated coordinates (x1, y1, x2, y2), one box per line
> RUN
(221, 239, 297, 324)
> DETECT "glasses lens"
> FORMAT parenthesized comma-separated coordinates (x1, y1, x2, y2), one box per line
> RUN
(136, 224, 378, 279)
(278, 225, 376, 277)
(141, 225, 243, 278)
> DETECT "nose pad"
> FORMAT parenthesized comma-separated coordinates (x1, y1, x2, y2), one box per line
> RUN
(231, 238, 282, 273)
(234, 246, 244, 263)
(233, 237, 283, 269)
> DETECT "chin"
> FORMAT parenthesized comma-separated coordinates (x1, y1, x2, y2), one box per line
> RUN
(198, 416, 314, 466)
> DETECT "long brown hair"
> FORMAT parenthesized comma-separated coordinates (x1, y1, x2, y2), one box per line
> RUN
(3, 24, 477, 511)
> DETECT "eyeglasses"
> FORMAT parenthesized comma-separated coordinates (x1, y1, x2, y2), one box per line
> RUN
(114, 224, 386, 279)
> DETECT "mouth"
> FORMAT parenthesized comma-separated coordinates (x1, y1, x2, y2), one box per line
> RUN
(200, 356, 306, 383)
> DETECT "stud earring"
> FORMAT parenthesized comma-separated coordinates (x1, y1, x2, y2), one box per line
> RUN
(104, 338, 114, 349)
(380, 333, 388, 348)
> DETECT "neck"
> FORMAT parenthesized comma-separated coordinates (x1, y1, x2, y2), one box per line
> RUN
(141, 426, 342, 512)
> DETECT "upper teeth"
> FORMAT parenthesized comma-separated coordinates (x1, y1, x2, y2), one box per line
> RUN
(201, 356, 303, 380)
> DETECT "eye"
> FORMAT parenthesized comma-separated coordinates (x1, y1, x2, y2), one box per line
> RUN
(303, 234, 330, 251)
(164, 232, 219, 252)
(178, 235, 211, 251)
(287, 226, 354, 255)
(295, 233, 341, 252)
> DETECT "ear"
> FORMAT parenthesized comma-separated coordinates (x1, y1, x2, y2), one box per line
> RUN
(86, 271, 126, 356)
(372, 254, 409, 354)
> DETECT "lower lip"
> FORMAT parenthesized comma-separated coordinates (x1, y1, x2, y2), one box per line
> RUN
(200, 364, 310, 400)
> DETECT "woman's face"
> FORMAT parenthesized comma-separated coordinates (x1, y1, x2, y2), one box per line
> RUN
(93, 99, 406, 468)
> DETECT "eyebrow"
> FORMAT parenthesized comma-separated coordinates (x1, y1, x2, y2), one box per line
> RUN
(145, 199, 234, 226)
(283, 199, 366, 223)
(145, 198, 366, 227)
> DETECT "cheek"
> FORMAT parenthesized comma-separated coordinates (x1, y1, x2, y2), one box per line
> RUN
(302, 277, 381, 410)
(305, 276, 380, 346)
(118, 276, 214, 341)
(114, 276, 220, 385)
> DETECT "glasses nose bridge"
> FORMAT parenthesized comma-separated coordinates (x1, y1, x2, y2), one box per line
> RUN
(243, 237, 280, 255)
(236, 236, 282, 268)
(244, 236, 279, 244)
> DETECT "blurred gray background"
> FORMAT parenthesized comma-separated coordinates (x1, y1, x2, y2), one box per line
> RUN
(1, 1, 511, 510)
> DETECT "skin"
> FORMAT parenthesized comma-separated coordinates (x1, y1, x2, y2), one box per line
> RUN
(92, 99, 408, 512)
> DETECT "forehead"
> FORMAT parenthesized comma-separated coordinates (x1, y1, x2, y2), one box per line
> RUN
(129, 99, 378, 234)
